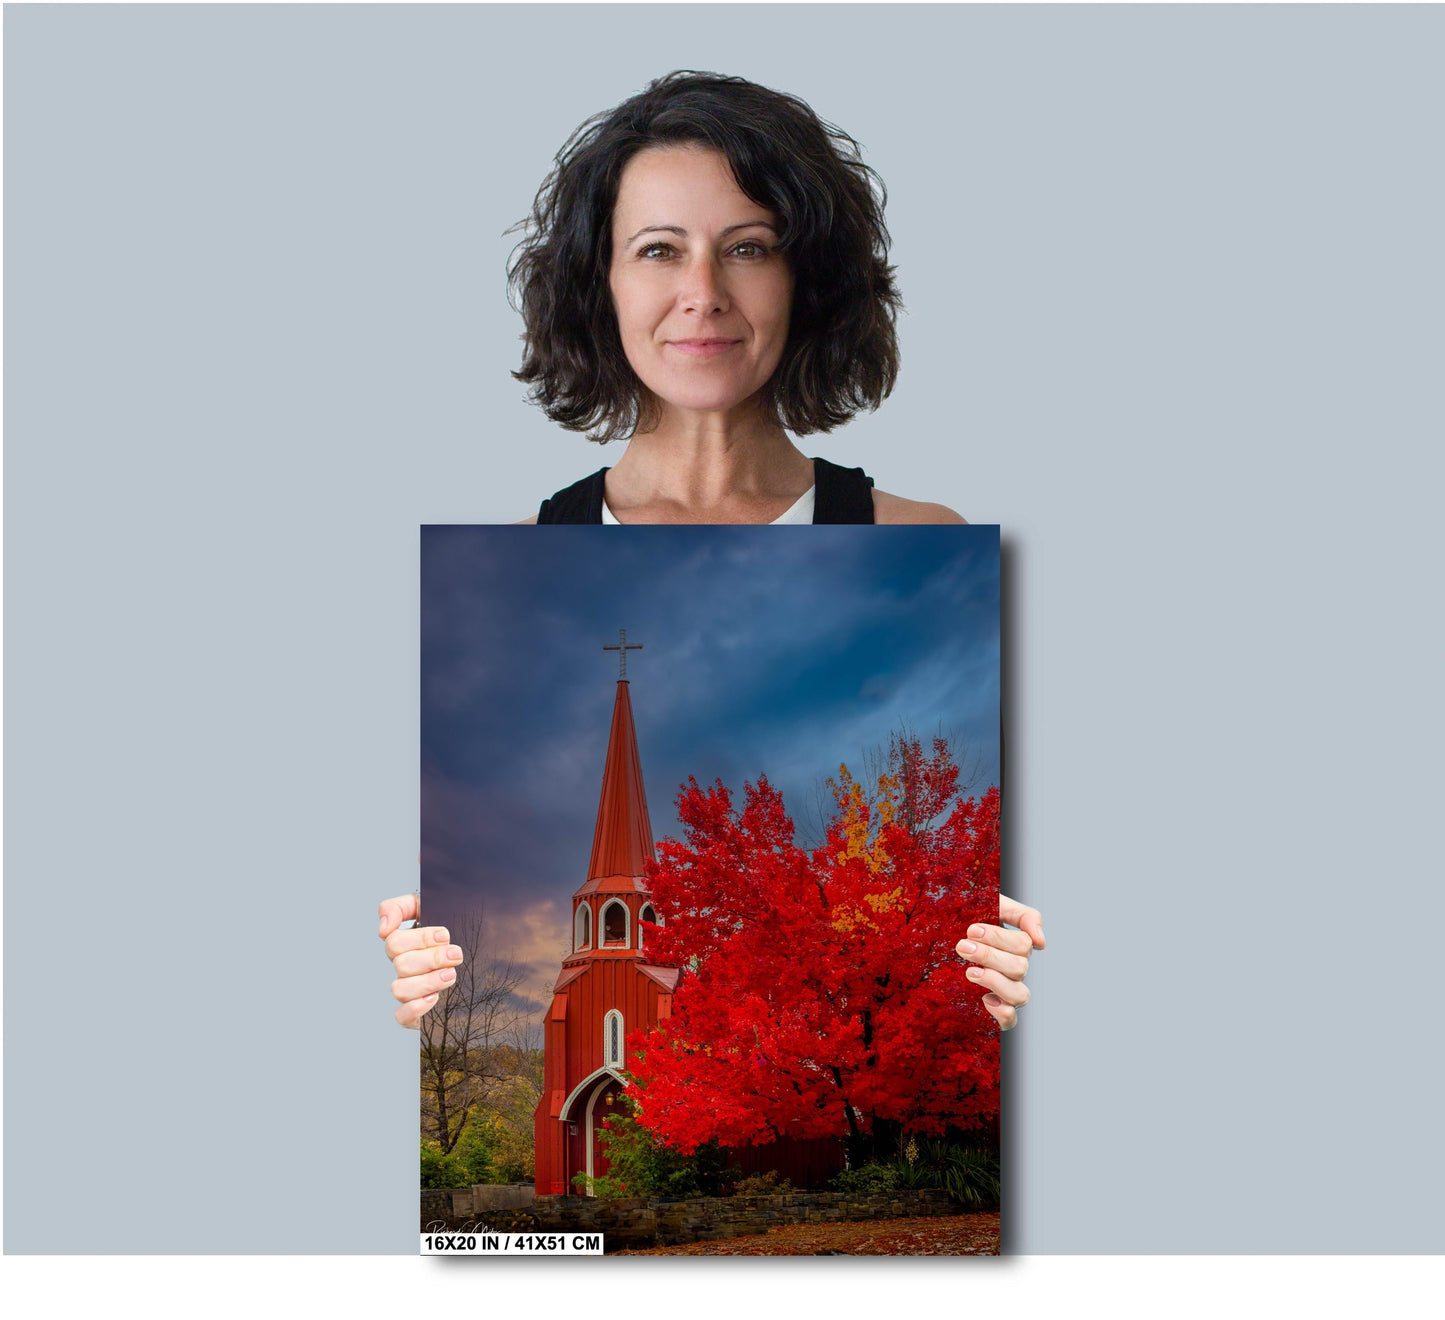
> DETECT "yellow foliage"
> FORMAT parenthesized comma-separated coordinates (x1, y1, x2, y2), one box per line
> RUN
(830, 906, 879, 935)
(826, 763, 906, 935)
(827, 764, 892, 875)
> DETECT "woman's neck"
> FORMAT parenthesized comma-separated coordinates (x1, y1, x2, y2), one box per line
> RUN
(603, 405, 815, 524)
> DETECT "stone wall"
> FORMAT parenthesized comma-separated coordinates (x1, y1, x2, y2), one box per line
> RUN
(470, 1183, 536, 1211)
(421, 1186, 963, 1250)
(421, 1184, 534, 1222)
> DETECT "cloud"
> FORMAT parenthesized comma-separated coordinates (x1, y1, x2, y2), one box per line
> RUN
(502, 896, 573, 1012)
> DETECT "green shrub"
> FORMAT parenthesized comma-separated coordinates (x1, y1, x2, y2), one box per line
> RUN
(830, 1162, 899, 1195)
(582, 1092, 730, 1199)
(420, 1137, 468, 1190)
(420, 1108, 514, 1189)
(887, 1136, 1001, 1210)
(734, 1169, 793, 1196)
(891, 1156, 932, 1189)
(939, 1146, 1001, 1210)
(573, 1169, 628, 1197)
(451, 1111, 504, 1184)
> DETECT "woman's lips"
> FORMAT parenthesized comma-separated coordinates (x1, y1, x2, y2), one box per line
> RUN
(666, 338, 743, 357)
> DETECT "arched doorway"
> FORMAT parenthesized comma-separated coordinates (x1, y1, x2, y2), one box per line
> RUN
(559, 1067, 628, 1196)
(585, 1074, 627, 1189)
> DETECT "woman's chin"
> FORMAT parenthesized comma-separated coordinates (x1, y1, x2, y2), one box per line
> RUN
(648, 383, 769, 422)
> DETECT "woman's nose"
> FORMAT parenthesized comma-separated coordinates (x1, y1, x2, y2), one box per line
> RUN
(679, 256, 729, 315)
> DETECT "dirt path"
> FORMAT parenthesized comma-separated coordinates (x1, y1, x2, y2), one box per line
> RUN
(613, 1212, 1000, 1256)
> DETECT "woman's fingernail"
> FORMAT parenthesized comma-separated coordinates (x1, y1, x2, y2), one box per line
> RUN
(440, 968, 456, 984)
(958, 940, 977, 954)
(969, 925, 987, 939)
(434, 928, 449, 944)
(446, 945, 463, 961)
(967, 967, 984, 980)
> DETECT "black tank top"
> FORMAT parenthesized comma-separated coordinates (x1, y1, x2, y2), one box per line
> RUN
(536, 457, 876, 524)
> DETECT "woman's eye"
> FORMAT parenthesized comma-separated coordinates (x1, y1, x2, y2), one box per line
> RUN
(635, 239, 770, 260)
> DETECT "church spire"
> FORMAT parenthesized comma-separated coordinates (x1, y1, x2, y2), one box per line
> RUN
(585, 634, 655, 884)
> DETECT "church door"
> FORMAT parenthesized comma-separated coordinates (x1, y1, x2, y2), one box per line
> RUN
(586, 1076, 627, 1190)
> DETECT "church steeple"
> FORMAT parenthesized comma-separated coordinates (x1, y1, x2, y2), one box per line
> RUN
(586, 675, 656, 883)
(564, 633, 657, 968)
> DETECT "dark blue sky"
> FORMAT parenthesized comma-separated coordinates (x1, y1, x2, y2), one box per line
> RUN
(421, 525, 999, 1016)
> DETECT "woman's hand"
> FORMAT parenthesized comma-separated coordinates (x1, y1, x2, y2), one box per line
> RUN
(379, 892, 464, 1029)
(957, 893, 1045, 1030)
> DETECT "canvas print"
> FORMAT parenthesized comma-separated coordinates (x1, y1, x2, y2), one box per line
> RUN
(420, 524, 1002, 1255)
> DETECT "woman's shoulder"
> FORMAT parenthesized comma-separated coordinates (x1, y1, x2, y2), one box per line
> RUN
(530, 466, 609, 524)
(871, 488, 968, 525)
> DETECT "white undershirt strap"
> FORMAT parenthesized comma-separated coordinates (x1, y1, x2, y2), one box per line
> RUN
(601, 485, 816, 525)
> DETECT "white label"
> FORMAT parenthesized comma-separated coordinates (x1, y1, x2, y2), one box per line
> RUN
(420, 1231, 604, 1255)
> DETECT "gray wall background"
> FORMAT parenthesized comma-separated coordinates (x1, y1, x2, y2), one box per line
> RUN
(5, 5, 1441, 1254)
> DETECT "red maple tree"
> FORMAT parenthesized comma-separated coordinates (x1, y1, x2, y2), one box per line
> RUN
(629, 735, 1000, 1160)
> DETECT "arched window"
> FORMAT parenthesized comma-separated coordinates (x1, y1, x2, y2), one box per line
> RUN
(574, 903, 591, 951)
(639, 904, 657, 951)
(604, 1009, 624, 1068)
(601, 900, 628, 946)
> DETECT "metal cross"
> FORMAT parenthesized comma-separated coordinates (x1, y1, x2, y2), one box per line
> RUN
(603, 628, 644, 680)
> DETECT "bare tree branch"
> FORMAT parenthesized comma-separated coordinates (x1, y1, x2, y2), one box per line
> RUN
(419, 907, 529, 1154)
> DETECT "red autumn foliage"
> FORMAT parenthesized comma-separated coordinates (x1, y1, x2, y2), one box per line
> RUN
(628, 735, 999, 1154)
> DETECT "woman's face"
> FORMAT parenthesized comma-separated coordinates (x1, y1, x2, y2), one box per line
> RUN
(608, 145, 793, 424)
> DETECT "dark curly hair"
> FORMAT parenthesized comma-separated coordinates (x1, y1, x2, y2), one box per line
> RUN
(507, 71, 903, 445)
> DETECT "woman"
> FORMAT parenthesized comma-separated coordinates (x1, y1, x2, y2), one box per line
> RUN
(383, 71, 1044, 1031)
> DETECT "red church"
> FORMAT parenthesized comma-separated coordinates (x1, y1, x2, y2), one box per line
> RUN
(533, 630, 844, 1197)
(532, 630, 679, 1196)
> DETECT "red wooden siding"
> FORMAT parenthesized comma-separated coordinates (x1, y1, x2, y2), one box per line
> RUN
(724, 1136, 847, 1190)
